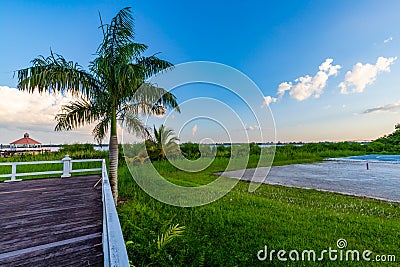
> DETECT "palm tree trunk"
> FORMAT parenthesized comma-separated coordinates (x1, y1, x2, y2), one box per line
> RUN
(109, 108, 119, 205)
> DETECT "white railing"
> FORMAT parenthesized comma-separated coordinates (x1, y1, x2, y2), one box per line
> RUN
(0, 156, 130, 266)
(101, 159, 130, 267)
(0, 155, 102, 182)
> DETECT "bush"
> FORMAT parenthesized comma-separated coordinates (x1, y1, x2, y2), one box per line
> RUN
(180, 143, 200, 160)
(59, 143, 95, 154)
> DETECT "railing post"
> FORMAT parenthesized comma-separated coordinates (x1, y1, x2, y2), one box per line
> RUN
(11, 163, 16, 181)
(4, 162, 22, 182)
(61, 155, 71, 178)
(102, 159, 106, 176)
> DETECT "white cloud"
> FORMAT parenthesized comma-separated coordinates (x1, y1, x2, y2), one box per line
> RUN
(263, 95, 277, 106)
(192, 124, 198, 136)
(246, 125, 260, 131)
(277, 82, 292, 98)
(384, 37, 393, 44)
(0, 86, 77, 128)
(290, 74, 323, 101)
(363, 101, 400, 114)
(277, 58, 341, 101)
(319, 58, 341, 76)
(339, 56, 397, 94)
(0, 86, 97, 144)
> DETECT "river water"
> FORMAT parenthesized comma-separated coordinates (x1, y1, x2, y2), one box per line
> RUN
(220, 155, 400, 202)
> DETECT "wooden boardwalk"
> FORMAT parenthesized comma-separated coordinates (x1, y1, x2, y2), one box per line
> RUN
(0, 175, 103, 266)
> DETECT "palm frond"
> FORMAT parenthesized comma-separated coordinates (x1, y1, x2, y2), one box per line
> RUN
(151, 105, 167, 116)
(120, 102, 156, 118)
(157, 224, 185, 250)
(137, 55, 173, 79)
(114, 63, 146, 98)
(55, 98, 101, 131)
(120, 112, 151, 139)
(17, 52, 98, 96)
(92, 117, 110, 143)
(154, 125, 161, 144)
(128, 82, 180, 114)
(154, 90, 180, 113)
(116, 43, 148, 64)
(88, 56, 112, 85)
(98, 7, 135, 59)
(161, 125, 180, 145)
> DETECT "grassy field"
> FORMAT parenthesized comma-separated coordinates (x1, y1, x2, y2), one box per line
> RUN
(118, 149, 400, 266)
(1, 144, 398, 266)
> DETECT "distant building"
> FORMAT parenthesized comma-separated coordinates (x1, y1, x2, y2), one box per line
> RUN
(10, 133, 42, 149)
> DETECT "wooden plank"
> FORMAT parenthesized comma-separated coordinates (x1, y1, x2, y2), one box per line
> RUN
(0, 236, 103, 267)
(0, 175, 103, 266)
(0, 233, 101, 260)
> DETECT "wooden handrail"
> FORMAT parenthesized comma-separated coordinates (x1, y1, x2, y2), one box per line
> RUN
(0, 155, 103, 182)
(101, 159, 130, 266)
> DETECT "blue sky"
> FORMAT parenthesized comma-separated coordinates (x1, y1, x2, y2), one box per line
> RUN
(0, 0, 400, 144)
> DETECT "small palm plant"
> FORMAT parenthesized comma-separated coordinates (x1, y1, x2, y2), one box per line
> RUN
(125, 224, 185, 266)
(152, 124, 180, 160)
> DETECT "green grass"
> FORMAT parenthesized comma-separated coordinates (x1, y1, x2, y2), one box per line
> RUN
(1, 146, 398, 266)
(118, 152, 400, 266)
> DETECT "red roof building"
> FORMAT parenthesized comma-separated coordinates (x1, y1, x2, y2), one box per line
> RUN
(10, 133, 42, 147)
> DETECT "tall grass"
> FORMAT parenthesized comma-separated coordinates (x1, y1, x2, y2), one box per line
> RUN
(118, 160, 400, 266)
(118, 146, 400, 266)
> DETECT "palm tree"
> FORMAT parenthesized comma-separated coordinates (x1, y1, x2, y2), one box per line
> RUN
(16, 7, 180, 204)
(152, 124, 180, 160)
